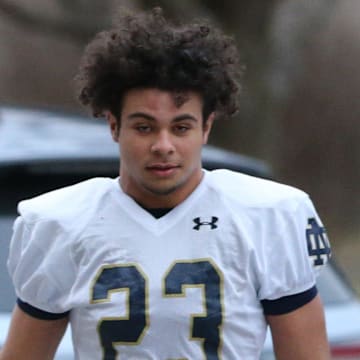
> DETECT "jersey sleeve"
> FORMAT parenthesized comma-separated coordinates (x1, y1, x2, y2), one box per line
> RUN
(7, 216, 77, 314)
(257, 194, 331, 303)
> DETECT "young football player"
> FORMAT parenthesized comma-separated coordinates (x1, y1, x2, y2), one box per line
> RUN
(1, 7, 331, 360)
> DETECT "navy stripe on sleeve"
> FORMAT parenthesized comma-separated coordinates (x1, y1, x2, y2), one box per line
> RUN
(261, 285, 318, 315)
(17, 298, 70, 320)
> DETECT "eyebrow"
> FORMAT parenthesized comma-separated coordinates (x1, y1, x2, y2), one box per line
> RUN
(127, 112, 198, 123)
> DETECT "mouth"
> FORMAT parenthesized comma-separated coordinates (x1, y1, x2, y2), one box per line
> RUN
(146, 163, 180, 177)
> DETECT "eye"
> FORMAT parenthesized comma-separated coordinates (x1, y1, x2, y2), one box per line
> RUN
(135, 124, 152, 133)
(173, 124, 191, 134)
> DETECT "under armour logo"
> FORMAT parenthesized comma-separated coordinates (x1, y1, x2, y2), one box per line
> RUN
(306, 218, 331, 266)
(193, 217, 219, 231)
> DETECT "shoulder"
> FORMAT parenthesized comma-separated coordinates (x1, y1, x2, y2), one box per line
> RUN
(205, 169, 310, 211)
(18, 177, 117, 225)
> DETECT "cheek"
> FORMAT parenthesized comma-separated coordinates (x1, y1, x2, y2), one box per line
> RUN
(120, 138, 147, 161)
(178, 138, 204, 159)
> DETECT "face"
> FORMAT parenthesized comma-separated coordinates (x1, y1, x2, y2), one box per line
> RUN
(108, 88, 214, 208)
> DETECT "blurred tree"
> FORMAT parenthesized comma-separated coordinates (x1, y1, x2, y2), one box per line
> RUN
(276, 0, 360, 235)
(0, 0, 113, 43)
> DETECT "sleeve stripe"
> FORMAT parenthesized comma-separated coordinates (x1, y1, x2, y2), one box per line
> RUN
(261, 285, 318, 315)
(17, 298, 70, 320)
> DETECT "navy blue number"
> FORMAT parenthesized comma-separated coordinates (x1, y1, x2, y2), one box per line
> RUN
(91, 265, 148, 360)
(164, 260, 223, 360)
(91, 260, 223, 359)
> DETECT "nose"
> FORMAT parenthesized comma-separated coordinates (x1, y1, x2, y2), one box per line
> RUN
(150, 130, 175, 155)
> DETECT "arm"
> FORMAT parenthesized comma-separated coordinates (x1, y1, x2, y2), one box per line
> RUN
(266, 294, 330, 360)
(0, 305, 68, 360)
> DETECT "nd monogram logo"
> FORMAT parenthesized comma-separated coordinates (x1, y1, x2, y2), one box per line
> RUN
(193, 217, 219, 231)
(306, 218, 331, 266)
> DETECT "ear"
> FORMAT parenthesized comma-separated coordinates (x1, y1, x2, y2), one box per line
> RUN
(105, 111, 120, 142)
(202, 112, 215, 144)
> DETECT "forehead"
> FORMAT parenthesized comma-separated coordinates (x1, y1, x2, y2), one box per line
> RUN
(121, 88, 203, 116)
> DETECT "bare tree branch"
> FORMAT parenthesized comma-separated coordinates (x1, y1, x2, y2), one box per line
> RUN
(58, 0, 84, 12)
(141, 0, 215, 21)
(0, 0, 106, 44)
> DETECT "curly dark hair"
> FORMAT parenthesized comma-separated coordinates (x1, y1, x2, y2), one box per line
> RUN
(75, 7, 243, 122)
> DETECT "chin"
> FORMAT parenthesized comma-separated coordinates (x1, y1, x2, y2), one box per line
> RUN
(143, 179, 184, 197)
(146, 185, 180, 196)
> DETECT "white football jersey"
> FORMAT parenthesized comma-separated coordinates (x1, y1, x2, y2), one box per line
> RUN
(8, 169, 330, 359)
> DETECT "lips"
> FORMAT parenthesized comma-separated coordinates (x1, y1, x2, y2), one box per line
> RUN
(146, 163, 180, 177)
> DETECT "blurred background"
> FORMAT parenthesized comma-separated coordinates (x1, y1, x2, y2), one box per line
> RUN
(0, 0, 359, 291)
